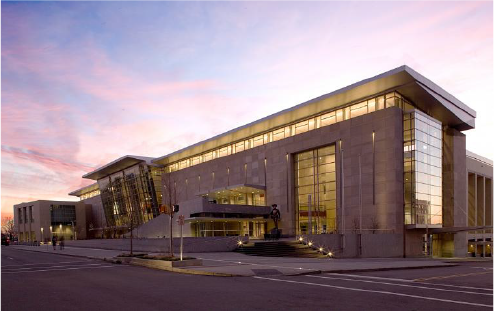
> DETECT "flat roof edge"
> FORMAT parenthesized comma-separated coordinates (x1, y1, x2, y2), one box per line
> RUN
(153, 66, 412, 164)
(83, 155, 155, 180)
(403, 66, 476, 118)
(152, 65, 477, 165)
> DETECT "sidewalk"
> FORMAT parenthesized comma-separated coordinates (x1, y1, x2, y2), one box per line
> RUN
(186, 252, 461, 276)
(10, 244, 464, 277)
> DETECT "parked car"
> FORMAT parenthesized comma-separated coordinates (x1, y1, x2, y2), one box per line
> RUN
(1, 234, 10, 246)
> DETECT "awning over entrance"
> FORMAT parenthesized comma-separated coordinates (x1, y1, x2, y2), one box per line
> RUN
(197, 184, 266, 206)
(429, 225, 493, 234)
(196, 184, 266, 197)
(405, 224, 442, 230)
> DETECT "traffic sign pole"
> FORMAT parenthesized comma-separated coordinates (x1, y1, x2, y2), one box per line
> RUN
(180, 223, 183, 261)
(177, 215, 185, 261)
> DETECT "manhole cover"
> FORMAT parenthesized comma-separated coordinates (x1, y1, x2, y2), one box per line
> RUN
(252, 269, 282, 276)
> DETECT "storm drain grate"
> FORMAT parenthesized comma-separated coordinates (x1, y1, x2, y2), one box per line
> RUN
(251, 269, 282, 276)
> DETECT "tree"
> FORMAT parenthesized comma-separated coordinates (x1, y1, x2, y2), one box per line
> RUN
(369, 216, 380, 234)
(162, 172, 179, 257)
(1, 216, 15, 238)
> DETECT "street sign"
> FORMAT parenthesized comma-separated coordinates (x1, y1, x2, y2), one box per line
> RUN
(161, 204, 171, 215)
(178, 215, 185, 226)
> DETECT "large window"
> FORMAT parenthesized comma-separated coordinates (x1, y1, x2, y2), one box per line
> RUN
(404, 111, 442, 225)
(50, 205, 76, 224)
(295, 145, 337, 235)
(99, 164, 162, 229)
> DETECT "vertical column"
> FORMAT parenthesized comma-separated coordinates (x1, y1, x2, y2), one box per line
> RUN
(473, 174, 478, 256)
(483, 176, 486, 257)
(23, 206, 27, 241)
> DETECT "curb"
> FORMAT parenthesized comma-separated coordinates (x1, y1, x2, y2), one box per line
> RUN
(128, 259, 239, 277)
(323, 263, 458, 274)
(9, 246, 462, 277)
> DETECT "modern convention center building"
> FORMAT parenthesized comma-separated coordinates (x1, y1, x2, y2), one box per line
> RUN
(20, 65, 492, 258)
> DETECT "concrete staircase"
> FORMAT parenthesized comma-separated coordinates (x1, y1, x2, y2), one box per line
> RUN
(234, 240, 326, 258)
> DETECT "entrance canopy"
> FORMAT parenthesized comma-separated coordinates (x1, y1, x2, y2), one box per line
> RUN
(429, 226, 493, 234)
(197, 184, 266, 206)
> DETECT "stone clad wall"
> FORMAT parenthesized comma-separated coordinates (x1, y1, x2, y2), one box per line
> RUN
(162, 107, 405, 240)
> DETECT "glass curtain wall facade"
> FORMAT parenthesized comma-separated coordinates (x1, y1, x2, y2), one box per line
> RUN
(99, 164, 162, 229)
(50, 204, 76, 240)
(166, 92, 412, 173)
(191, 220, 266, 238)
(295, 145, 337, 235)
(203, 189, 266, 206)
(404, 111, 443, 225)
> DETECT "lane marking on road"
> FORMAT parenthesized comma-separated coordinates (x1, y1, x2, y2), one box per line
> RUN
(2, 263, 107, 272)
(325, 273, 493, 291)
(470, 267, 493, 270)
(326, 273, 414, 282)
(1, 260, 93, 268)
(307, 275, 492, 296)
(2, 265, 116, 274)
(253, 276, 493, 308)
(197, 258, 316, 271)
(414, 271, 493, 282)
(8, 257, 14, 260)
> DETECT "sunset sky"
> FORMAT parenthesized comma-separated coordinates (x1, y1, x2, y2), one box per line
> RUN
(2, 1, 493, 218)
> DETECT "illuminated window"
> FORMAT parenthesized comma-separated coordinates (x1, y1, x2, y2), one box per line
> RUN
(320, 112, 336, 127)
(235, 141, 245, 153)
(295, 120, 309, 134)
(253, 135, 264, 147)
(191, 156, 201, 166)
(272, 128, 286, 141)
(218, 146, 229, 158)
(350, 101, 368, 118)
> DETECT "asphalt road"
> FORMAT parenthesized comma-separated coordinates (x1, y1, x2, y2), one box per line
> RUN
(2, 246, 492, 311)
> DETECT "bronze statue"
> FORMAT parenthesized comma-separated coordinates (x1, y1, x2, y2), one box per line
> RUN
(270, 204, 281, 230)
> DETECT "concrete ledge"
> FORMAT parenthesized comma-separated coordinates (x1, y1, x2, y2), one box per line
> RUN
(325, 263, 458, 274)
(130, 257, 203, 268)
(128, 257, 237, 276)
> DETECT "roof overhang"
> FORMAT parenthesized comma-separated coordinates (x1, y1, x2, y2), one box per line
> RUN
(83, 155, 159, 180)
(429, 226, 493, 234)
(68, 183, 100, 197)
(152, 65, 476, 166)
(406, 224, 443, 230)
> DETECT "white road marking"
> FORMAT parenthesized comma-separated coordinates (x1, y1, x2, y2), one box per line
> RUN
(307, 275, 492, 296)
(253, 276, 493, 308)
(198, 257, 316, 271)
(326, 273, 414, 282)
(2, 265, 116, 274)
(1, 260, 92, 268)
(325, 273, 493, 291)
(8, 257, 14, 260)
(470, 267, 493, 270)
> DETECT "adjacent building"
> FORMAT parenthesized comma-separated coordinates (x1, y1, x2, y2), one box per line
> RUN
(13, 200, 90, 242)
